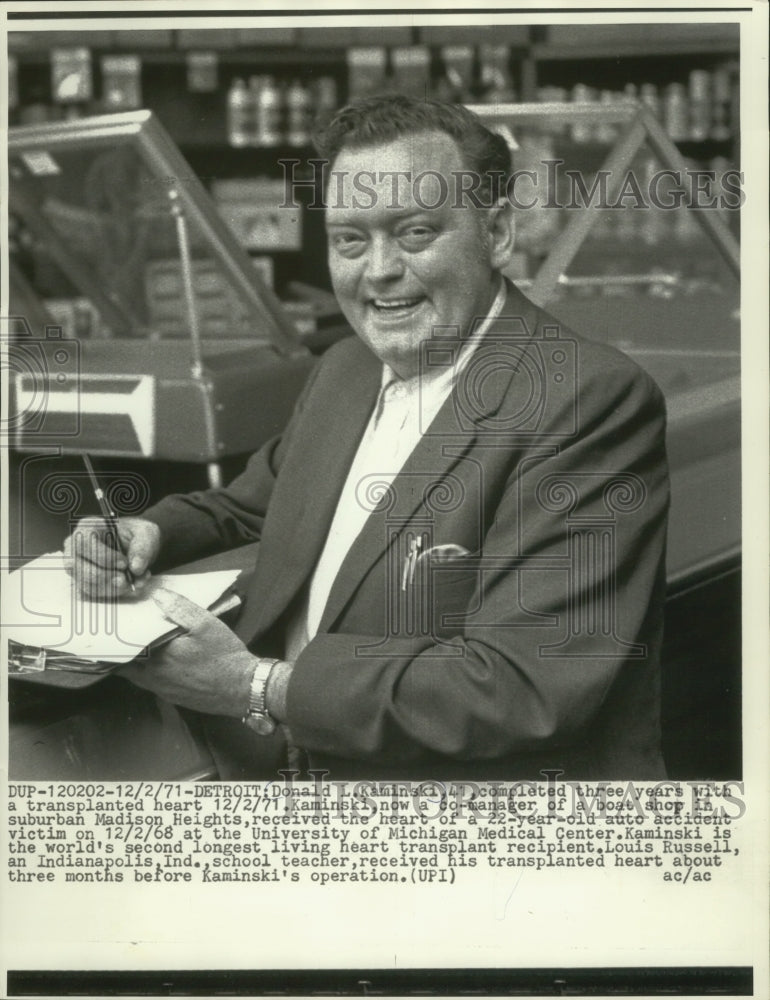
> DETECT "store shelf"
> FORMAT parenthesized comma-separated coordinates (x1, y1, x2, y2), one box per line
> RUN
(9, 25, 741, 290)
(531, 39, 740, 61)
(9, 46, 344, 67)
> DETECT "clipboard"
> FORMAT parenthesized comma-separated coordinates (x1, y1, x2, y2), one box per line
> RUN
(8, 589, 242, 690)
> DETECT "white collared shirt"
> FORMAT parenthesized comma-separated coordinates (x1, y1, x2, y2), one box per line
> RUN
(285, 279, 507, 660)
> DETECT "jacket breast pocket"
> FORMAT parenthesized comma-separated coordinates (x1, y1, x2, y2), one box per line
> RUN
(398, 553, 481, 641)
(429, 559, 482, 638)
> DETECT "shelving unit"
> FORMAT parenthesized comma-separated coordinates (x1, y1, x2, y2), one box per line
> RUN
(7, 22, 740, 290)
(9, 24, 738, 141)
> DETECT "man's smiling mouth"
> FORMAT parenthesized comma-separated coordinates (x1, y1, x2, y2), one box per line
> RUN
(370, 296, 426, 314)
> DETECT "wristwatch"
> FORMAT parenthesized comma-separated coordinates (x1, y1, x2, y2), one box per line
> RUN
(242, 657, 280, 735)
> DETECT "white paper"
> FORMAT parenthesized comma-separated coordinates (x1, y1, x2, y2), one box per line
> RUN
(4, 553, 240, 662)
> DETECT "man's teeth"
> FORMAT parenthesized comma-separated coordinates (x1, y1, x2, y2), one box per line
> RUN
(373, 298, 422, 309)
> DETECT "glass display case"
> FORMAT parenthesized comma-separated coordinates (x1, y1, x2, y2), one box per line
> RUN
(473, 100, 741, 593)
(7, 110, 315, 485)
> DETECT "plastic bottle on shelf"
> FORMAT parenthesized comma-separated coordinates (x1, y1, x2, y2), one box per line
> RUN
(227, 78, 251, 147)
(256, 75, 283, 147)
(246, 76, 263, 145)
(286, 79, 312, 147)
(663, 83, 689, 142)
(688, 70, 711, 141)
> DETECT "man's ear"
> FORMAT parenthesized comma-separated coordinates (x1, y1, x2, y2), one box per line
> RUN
(486, 198, 516, 271)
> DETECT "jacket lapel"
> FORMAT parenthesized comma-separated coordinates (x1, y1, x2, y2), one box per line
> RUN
(316, 282, 540, 633)
(236, 341, 382, 641)
(242, 280, 544, 643)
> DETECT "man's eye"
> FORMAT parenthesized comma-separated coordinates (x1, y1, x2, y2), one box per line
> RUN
(332, 232, 363, 246)
(331, 233, 365, 255)
(399, 226, 435, 246)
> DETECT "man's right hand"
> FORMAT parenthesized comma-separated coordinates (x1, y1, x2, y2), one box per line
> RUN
(63, 517, 161, 599)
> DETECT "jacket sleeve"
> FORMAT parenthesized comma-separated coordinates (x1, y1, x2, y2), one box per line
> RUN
(142, 360, 321, 570)
(284, 359, 670, 765)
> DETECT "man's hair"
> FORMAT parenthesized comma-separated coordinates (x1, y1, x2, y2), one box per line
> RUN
(313, 93, 512, 204)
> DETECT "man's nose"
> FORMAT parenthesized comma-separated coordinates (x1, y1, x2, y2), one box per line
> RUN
(365, 236, 405, 282)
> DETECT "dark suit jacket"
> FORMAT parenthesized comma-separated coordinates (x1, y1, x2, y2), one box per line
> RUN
(145, 282, 670, 781)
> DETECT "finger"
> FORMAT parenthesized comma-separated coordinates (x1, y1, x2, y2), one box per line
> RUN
(151, 587, 211, 631)
(99, 570, 152, 599)
(75, 569, 130, 601)
(64, 526, 111, 569)
(119, 523, 157, 577)
(65, 534, 122, 597)
(71, 525, 127, 572)
(128, 570, 152, 594)
(68, 556, 150, 600)
(102, 568, 154, 600)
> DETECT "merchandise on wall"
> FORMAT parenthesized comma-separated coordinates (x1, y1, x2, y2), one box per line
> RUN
(8, 24, 739, 301)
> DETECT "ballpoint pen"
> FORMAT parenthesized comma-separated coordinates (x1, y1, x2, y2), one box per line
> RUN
(81, 454, 137, 594)
(401, 536, 423, 591)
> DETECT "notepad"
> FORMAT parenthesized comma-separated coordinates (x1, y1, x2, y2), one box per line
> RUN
(4, 552, 242, 664)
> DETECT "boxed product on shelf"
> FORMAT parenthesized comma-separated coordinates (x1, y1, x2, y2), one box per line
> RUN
(145, 258, 253, 338)
(212, 178, 302, 252)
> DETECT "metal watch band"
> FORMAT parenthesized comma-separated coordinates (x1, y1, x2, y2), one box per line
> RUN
(242, 657, 280, 735)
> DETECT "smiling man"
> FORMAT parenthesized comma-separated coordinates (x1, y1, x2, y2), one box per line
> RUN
(324, 129, 512, 379)
(65, 95, 670, 781)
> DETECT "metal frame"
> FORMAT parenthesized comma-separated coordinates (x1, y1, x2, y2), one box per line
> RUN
(467, 101, 740, 308)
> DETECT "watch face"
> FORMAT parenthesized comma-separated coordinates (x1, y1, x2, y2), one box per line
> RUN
(248, 714, 276, 736)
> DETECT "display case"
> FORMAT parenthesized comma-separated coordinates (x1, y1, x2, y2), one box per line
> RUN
(473, 100, 740, 594)
(7, 110, 315, 486)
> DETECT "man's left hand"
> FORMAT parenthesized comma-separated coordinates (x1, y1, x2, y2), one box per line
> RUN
(117, 588, 254, 718)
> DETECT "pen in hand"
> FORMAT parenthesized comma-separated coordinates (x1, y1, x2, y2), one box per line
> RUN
(81, 454, 137, 594)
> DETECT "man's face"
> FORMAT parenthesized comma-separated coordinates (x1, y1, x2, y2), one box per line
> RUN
(325, 132, 513, 379)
